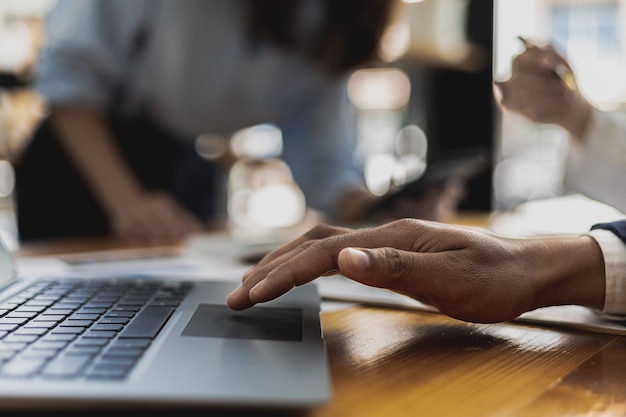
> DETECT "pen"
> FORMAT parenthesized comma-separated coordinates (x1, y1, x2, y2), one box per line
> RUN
(517, 36, 577, 91)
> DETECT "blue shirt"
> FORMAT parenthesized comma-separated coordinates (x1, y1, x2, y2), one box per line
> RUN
(36, 0, 365, 219)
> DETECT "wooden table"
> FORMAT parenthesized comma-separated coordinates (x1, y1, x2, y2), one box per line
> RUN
(313, 307, 626, 417)
(14, 234, 626, 417)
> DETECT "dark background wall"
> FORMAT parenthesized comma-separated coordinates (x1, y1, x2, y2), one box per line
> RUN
(406, 0, 497, 212)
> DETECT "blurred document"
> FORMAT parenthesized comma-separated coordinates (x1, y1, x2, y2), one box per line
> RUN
(490, 194, 626, 237)
(318, 274, 626, 336)
(16, 233, 261, 281)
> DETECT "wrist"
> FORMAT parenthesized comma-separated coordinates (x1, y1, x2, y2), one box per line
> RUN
(527, 235, 605, 311)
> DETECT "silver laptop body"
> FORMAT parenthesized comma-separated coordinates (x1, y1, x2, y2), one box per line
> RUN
(0, 239, 330, 410)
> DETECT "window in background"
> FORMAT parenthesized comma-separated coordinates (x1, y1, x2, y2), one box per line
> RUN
(494, 0, 626, 210)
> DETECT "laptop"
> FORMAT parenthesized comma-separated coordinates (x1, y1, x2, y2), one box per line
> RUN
(0, 237, 330, 410)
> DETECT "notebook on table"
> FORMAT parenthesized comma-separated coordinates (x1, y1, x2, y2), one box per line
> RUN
(0, 237, 330, 410)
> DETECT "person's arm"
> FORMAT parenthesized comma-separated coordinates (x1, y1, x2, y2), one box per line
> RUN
(38, 1, 202, 243)
(51, 109, 202, 243)
(227, 219, 607, 323)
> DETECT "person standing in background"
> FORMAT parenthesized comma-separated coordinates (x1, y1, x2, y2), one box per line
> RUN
(14, 0, 463, 244)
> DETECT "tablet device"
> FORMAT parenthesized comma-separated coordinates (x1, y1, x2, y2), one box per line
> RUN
(370, 148, 489, 212)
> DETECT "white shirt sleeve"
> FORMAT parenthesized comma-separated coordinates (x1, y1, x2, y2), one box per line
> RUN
(587, 228, 626, 315)
(563, 109, 626, 214)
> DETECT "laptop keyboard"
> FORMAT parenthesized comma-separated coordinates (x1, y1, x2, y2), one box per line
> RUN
(0, 277, 192, 380)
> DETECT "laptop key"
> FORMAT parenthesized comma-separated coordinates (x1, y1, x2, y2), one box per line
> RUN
(85, 365, 131, 380)
(119, 306, 174, 339)
(0, 350, 17, 361)
(108, 338, 151, 349)
(1, 357, 49, 377)
(0, 279, 191, 381)
(91, 323, 124, 332)
(104, 311, 134, 318)
(42, 354, 93, 378)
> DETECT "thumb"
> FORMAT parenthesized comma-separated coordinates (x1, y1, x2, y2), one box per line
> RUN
(337, 247, 420, 294)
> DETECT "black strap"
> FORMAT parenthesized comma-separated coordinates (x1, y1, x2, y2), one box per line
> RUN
(591, 220, 626, 245)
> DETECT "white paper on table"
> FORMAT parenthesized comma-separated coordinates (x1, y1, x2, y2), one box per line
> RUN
(490, 194, 626, 237)
(318, 274, 626, 336)
(15, 236, 253, 282)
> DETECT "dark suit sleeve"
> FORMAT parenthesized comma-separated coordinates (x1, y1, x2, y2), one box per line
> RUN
(591, 220, 626, 245)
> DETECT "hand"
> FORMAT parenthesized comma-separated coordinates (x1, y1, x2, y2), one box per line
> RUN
(110, 190, 204, 244)
(227, 219, 605, 323)
(496, 41, 593, 141)
(50, 109, 204, 244)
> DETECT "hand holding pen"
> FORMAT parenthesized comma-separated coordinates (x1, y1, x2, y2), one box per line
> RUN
(516, 36, 577, 91)
(496, 37, 592, 141)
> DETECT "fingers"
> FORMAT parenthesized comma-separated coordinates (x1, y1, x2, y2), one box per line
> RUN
(543, 44, 570, 68)
(227, 224, 357, 310)
(112, 192, 203, 244)
(226, 239, 339, 310)
(144, 193, 204, 237)
(253, 224, 353, 268)
(502, 43, 578, 124)
(226, 219, 442, 310)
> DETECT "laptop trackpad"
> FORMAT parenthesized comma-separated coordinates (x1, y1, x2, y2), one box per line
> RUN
(181, 304, 302, 341)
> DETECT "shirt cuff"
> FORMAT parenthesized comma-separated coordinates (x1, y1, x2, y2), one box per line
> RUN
(587, 229, 626, 315)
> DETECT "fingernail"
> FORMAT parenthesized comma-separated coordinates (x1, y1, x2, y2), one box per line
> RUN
(346, 248, 370, 271)
(249, 281, 264, 300)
